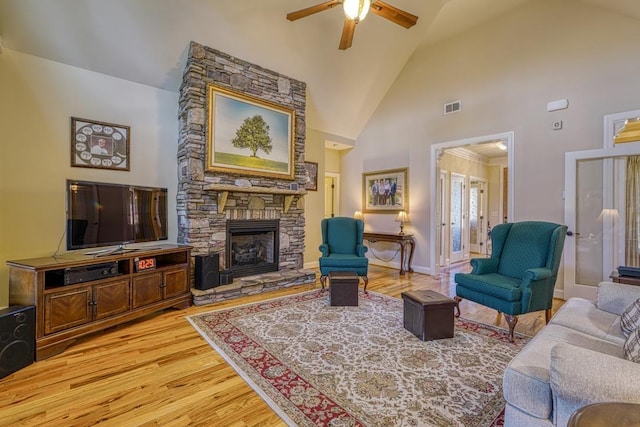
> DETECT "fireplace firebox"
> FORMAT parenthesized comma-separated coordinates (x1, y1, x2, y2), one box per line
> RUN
(226, 219, 279, 278)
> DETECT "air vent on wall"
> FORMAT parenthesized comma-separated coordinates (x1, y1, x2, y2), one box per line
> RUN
(444, 100, 461, 115)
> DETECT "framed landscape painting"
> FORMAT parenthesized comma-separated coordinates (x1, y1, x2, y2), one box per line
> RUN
(206, 84, 295, 179)
(362, 168, 408, 213)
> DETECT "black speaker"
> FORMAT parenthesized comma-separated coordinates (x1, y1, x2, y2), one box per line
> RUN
(195, 253, 220, 290)
(0, 305, 35, 379)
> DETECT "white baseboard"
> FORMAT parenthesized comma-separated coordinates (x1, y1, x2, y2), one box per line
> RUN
(553, 289, 565, 300)
(368, 259, 431, 276)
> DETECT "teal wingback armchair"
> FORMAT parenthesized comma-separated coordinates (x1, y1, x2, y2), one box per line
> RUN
(454, 221, 567, 341)
(319, 217, 369, 291)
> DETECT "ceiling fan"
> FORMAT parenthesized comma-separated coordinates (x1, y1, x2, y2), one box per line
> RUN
(286, 0, 418, 50)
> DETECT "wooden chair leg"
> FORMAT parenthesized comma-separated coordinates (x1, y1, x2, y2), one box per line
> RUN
(494, 312, 503, 326)
(320, 275, 327, 291)
(545, 308, 552, 324)
(453, 296, 462, 317)
(504, 314, 518, 342)
(362, 276, 369, 294)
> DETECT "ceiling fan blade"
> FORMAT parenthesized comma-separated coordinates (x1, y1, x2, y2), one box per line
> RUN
(286, 0, 341, 21)
(339, 18, 356, 50)
(370, 0, 418, 29)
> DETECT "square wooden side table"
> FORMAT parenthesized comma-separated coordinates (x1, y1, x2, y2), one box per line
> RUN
(401, 290, 456, 340)
(328, 271, 359, 306)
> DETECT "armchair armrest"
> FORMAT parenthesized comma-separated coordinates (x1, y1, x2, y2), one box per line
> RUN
(470, 257, 499, 274)
(522, 267, 552, 284)
(550, 343, 640, 424)
(597, 281, 640, 315)
(356, 244, 368, 257)
(319, 243, 329, 257)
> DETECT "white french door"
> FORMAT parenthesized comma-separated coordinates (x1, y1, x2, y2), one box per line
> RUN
(564, 143, 640, 300)
(450, 173, 466, 264)
(438, 171, 448, 267)
(469, 179, 487, 254)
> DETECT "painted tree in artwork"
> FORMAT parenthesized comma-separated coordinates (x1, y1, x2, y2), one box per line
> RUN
(231, 115, 273, 157)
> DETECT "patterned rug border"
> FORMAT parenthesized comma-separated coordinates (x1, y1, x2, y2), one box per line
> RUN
(187, 290, 529, 426)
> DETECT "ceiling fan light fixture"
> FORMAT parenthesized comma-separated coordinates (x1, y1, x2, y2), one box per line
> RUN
(343, 0, 371, 22)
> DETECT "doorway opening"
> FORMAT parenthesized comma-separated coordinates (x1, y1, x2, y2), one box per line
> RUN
(324, 172, 340, 218)
(430, 131, 514, 276)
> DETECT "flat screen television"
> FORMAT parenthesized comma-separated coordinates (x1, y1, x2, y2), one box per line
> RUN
(66, 180, 168, 251)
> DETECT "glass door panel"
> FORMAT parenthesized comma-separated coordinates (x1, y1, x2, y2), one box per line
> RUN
(450, 173, 465, 263)
(564, 144, 640, 299)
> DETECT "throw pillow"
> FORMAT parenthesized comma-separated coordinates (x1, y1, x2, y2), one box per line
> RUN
(624, 327, 640, 363)
(621, 298, 640, 337)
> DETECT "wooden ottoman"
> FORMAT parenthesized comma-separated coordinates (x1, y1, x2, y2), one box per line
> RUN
(328, 271, 359, 306)
(401, 290, 456, 340)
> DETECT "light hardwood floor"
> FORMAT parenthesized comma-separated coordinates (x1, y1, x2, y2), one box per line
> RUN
(0, 265, 563, 426)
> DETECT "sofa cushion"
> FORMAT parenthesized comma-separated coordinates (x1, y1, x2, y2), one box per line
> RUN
(503, 324, 623, 419)
(454, 273, 522, 301)
(550, 297, 626, 346)
(621, 298, 640, 337)
(624, 328, 640, 363)
(597, 282, 640, 316)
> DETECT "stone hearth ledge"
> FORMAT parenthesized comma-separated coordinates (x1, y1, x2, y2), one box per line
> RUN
(191, 268, 317, 306)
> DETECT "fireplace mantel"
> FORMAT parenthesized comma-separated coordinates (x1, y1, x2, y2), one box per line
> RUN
(203, 183, 307, 213)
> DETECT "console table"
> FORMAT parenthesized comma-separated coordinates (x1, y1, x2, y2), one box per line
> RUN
(363, 232, 415, 275)
(610, 271, 640, 286)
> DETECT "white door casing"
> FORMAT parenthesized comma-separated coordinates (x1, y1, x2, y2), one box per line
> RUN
(430, 131, 515, 276)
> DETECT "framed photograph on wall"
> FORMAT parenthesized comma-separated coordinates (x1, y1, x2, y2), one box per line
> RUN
(206, 84, 295, 179)
(71, 117, 130, 171)
(362, 167, 408, 213)
(303, 161, 318, 191)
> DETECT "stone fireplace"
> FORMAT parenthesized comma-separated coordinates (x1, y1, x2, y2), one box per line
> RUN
(177, 42, 314, 303)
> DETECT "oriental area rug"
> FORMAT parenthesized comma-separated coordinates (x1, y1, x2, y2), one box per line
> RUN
(187, 290, 530, 427)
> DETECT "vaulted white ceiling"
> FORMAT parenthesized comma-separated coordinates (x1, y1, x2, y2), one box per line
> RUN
(1, 0, 639, 139)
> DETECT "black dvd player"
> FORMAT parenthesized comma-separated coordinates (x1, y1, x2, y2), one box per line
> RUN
(64, 262, 120, 285)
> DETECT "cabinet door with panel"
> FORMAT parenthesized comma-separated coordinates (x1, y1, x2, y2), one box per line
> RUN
(163, 269, 188, 299)
(131, 272, 163, 308)
(94, 279, 130, 320)
(44, 287, 92, 334)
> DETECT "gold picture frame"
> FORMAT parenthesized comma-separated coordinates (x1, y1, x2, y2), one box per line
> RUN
(362, 168, 408, 213)
(206, 84, 295, 179)
(71, 117, 130, 171)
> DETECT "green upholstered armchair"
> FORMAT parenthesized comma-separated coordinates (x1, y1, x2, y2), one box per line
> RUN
(454, 221, 567, 341)
(319, 217, 369, 291)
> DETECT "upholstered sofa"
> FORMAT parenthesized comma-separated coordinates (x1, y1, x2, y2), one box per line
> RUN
(503, 281, 640, 426)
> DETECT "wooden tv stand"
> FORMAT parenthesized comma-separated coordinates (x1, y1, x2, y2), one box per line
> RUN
(7, 244, 192, 361)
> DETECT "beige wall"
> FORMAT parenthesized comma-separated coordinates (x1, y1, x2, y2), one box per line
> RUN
(325, 148, 341, 174)
(439, 152, 492, 180)
(0, 49, 179, 308)
(341, 0, 640, 278)
(302, 127, 354, 267)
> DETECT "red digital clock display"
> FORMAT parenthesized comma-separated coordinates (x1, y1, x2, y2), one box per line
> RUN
(135, 257, 156, 272)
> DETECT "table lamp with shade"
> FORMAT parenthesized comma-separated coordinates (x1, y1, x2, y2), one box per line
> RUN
(354, 211, 363, 221)
(396, 210, 409, 235)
